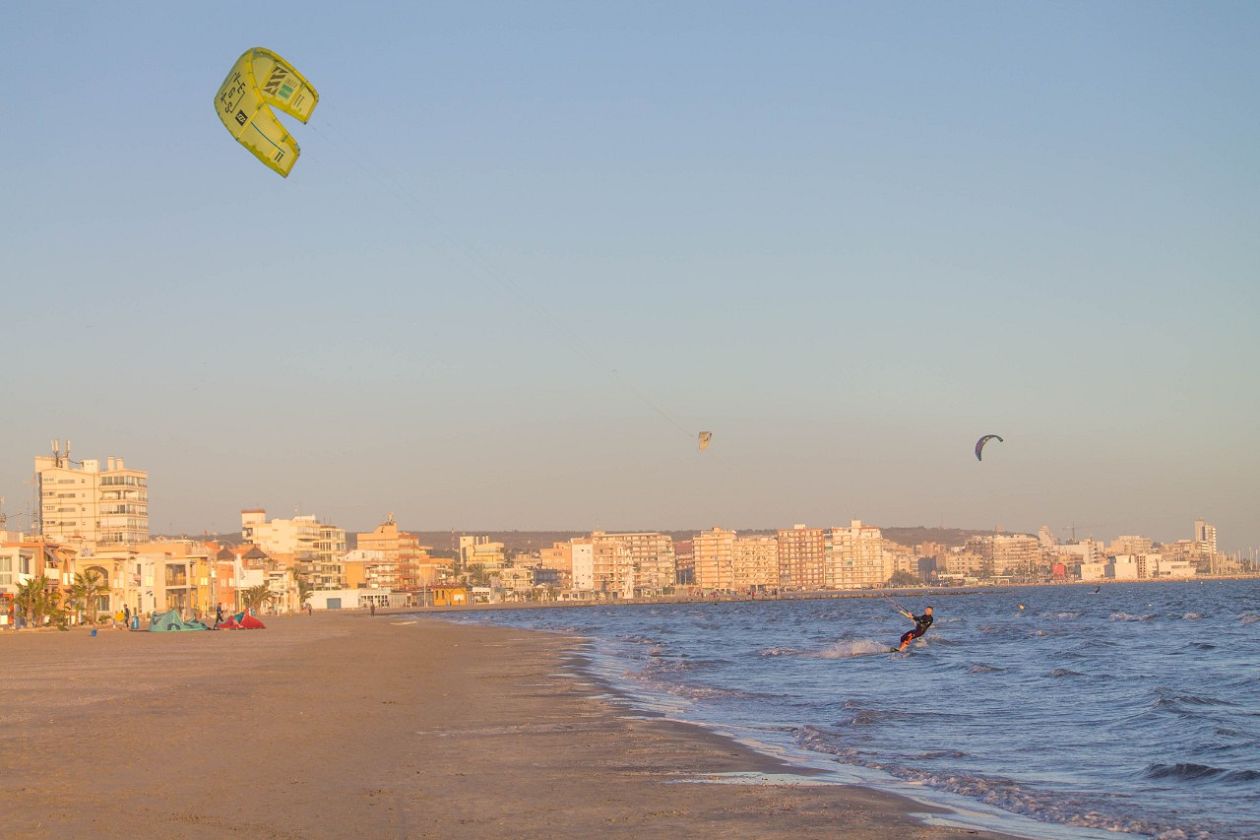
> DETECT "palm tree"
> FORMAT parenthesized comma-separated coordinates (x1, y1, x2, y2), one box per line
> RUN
(67, 569, 111, 624)
(240, 584, 276, 614)
(293, 568, 314, 607)
(14, 575, 68, 630)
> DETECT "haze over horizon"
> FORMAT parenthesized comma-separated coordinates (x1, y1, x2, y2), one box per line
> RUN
(2, 3, 1256, 551)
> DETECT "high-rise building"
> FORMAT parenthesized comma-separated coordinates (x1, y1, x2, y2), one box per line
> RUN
(693, 527, 735, 590)
(673, 539, 694, 586)
(777, 525, 826, 589)
(991, 535, 1041, 578)
(35, 445, 148, 547)
(732, 535, 778, 590)
(589, 535, 635, 597)
(360, 514, 434, 589)
(590, 531, 676, 595)
(316, 522, 348, 589)
(1194, 519, 1217, 555)
(829, 520, 887, 588)
(570, 538, 595, 591)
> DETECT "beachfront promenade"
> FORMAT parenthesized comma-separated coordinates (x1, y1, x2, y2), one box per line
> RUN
(0, 614, 1012, 839)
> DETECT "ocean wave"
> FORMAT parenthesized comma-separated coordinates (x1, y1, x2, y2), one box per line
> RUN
(635, 676, 771, 703)
(1049, 668, 1084, 678)
(757, 646, 802, 657)
(967, 663, 1004, 674)
(1240, 613, 1260, 625)
(1160, 691, 1237, 707)
(794, 744, 1216, 839)
(619, 633, 662, 645)
(1110, 612, 1156, 622)
(1181, 612, 1203, 621)
(1144, 763, 1260, 784)
(795, 724, 864, 761)
(918, 749, 968, 760)
(1042, 611, 1081, 620)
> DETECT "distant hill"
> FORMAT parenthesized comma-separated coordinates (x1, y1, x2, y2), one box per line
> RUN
(155, 525, 1007, 555)
(403, 525, 997, 554)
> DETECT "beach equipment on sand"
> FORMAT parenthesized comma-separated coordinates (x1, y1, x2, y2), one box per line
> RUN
(148, 609, 209, 632)
(217, 611, 266, 630)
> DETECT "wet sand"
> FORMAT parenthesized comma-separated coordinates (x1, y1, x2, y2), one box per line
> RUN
(0, 615, 1013, 839)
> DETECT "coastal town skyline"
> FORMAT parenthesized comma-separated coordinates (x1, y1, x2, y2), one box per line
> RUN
(2, 439, 1255, 555)
(3, 450, 1247, 631)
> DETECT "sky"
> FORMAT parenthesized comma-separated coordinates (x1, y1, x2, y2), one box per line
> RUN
(1, 2, 1257, 550)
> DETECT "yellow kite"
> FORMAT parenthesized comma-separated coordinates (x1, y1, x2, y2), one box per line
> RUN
(214, 48, 317, 176)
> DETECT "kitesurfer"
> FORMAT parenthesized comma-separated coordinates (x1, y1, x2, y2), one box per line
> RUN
(893, 607, 934, 652)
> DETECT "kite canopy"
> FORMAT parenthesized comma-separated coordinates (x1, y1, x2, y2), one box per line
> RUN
(214, 47, 318, 176)
(975, 434, 1004, 461)
(216, 611, 265, 630)
(148, 610, 209, 632)
(698, 431, 713, 452)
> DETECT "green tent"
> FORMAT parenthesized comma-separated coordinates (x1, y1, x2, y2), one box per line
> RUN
(148, 609, 208, 632)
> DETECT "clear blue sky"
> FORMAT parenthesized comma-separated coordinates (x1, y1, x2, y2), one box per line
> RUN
(2, 2, 1256, 550)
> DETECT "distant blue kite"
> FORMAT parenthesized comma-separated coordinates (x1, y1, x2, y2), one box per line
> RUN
(975, 434, 1004, 461)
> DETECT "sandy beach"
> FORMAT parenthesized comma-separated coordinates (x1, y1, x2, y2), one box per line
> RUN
(0, 615, 1012, 839)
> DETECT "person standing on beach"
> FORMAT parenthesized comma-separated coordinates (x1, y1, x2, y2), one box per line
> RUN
(893, 606, 933, 652)
(214, 604, 224, 628)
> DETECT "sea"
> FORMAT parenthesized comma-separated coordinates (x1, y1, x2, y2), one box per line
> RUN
(437, 580, 1259, 840)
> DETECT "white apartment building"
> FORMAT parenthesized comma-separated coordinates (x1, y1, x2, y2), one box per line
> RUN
(35, 450, 148, 547)
(570, 539, 595, 591)
(1078, 561, 1108, 581)
(829, 520, 887, 589)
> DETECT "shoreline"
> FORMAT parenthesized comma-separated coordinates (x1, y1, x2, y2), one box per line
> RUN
(0, 613, 1020, 839)
(401, 575, 1253, 616)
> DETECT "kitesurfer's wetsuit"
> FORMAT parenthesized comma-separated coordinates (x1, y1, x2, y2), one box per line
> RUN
(897, 613, 933, 650)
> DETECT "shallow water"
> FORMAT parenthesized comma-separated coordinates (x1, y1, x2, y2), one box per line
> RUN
(440, 580, 1260, 839)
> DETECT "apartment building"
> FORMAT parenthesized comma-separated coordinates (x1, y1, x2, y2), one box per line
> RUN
(35, 449, 148, 547)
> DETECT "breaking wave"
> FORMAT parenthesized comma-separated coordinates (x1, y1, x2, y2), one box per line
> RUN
(1144, 763, 1260, 784)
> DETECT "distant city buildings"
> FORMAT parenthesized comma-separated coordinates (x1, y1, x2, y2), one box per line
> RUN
(241, 508, 347, 589)
(4, 439, 1255, 623)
